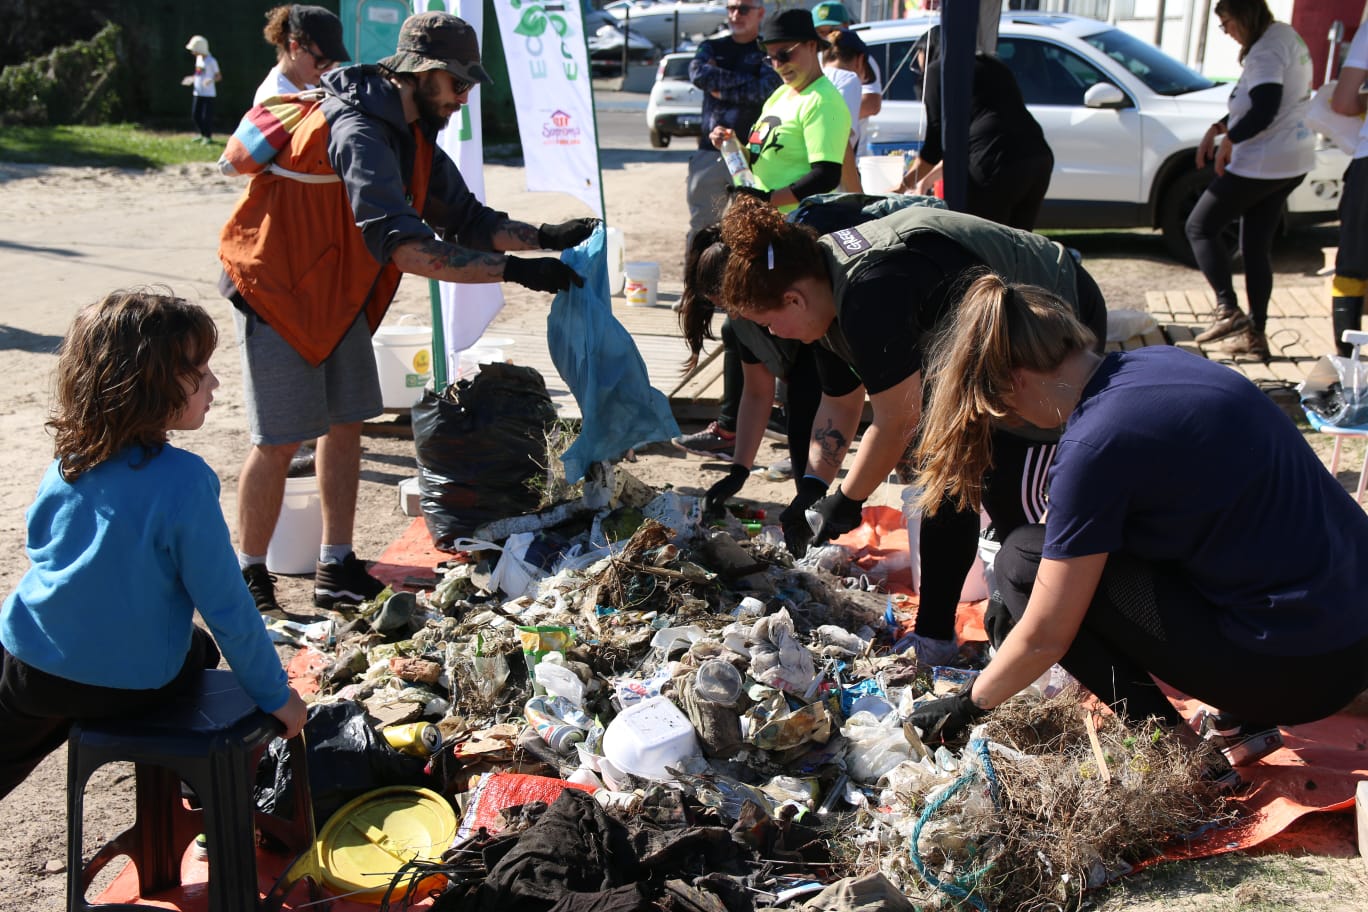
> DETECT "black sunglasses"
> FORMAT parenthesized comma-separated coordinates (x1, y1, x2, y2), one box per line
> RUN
(726, 4, 757, 13)
(766, 44, 801, 66)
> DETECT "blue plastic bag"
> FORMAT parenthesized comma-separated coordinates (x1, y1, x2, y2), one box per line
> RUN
(549, 226, 680, 482)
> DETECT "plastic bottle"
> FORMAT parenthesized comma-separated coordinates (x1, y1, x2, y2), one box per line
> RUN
(718, 134, 758, 188)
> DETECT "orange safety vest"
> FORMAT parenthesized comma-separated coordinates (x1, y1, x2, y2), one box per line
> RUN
(219, 105, 434, 367)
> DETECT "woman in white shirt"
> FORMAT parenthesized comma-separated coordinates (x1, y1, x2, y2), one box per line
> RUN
(253, 4, 351, 104)
(1187, 0, 1314, 361)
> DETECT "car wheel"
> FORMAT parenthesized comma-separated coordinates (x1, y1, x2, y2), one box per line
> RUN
(1158, 168, 1238, 267)
(649, 128, 669, 149)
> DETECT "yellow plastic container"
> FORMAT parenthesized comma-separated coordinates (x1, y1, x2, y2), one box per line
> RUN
(315, 785, 457, 903)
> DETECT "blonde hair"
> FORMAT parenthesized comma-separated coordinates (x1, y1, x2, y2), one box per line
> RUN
(48, 290, 217, 481)
(719, 192, 827, 315)
(913, 272, 1095, 515)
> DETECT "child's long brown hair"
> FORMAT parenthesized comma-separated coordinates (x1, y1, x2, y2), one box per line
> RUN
(48, 290, 218, 480)
(914, 273, 1095, 515)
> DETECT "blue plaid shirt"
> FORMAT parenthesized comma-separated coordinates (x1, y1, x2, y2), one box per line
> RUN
(689, 35, 782, 150)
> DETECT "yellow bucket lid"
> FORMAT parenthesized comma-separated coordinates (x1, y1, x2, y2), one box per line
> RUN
(316, 785, 457, 902)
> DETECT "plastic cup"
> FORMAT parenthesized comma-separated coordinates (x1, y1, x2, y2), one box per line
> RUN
(694, 658, 743, 705)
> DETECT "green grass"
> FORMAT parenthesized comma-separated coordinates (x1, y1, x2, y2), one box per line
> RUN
(0, 123, 223, 169)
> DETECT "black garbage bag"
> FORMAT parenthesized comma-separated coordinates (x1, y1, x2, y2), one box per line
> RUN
(255, 701, 433, 825)
(412, 363, 558, 550)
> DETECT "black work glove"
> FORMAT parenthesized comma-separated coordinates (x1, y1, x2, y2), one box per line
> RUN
(538, 218, 601, 251)
(702, 464, 751, 518)
(808, 489, 866, 546)
(780, 475, 829, 557)
(725, 184, 772, 204)
(504, 255, 585, 294)
(909, 683, 988, 742)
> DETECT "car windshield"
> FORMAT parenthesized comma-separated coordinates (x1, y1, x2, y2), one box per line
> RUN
(1081, 27, 1214, 96)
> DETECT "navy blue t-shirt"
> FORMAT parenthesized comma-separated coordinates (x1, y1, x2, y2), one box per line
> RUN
(1044, 347, 1368, 656)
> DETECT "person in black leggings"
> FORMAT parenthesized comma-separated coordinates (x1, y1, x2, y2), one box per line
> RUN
(1186, 0, 1314, 360)
(908, 275, 1368, 782)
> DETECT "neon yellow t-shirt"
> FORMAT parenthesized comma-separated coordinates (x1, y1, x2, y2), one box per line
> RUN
(746, 76, 851, 213)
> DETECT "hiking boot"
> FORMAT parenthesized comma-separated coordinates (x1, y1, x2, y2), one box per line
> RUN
(672, 421, 735, 458)
(242, 564, 280, 613)
(1221, 328, 1270, 361)
(1199, 710, 1283, 766)
(1194, 308, 1251, 344)
(893, 632, 961, 670)
(314, 552, 386, 609)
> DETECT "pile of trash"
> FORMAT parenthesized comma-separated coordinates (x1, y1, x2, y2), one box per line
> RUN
(265, 464, 1231, 911)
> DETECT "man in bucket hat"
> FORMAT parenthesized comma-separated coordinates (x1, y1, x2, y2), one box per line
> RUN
(220, 11, 599, 614)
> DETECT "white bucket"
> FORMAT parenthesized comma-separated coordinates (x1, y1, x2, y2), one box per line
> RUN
(267, 474, 323, 576)
(606, 226, 626, 296)
(372, 316, 432, 409)
(623, 261, 660, 307)
(857, 154, 909, 194)
(455, 335, 514, 380)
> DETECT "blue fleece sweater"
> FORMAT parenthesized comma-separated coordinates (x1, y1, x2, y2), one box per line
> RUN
(1, 445, 289, 712)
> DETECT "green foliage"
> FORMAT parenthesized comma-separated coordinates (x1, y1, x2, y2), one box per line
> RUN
(0, 22, 128, 126)
(0, 124, 222, 169)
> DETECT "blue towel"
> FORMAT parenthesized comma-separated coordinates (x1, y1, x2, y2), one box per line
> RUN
(548, 226, 680, 482)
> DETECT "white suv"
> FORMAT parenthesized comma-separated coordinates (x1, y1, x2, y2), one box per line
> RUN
(646, 52, 704, 148)
(856, 13, 1348, 263)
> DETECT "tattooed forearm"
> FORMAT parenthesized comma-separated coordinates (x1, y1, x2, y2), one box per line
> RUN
(400, 237, 504, 282)
(813, 419, 849, 471)
(497, 220, 541, 250)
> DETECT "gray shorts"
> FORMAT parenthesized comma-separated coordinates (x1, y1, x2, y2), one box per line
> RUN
(233, 304, 383, 445)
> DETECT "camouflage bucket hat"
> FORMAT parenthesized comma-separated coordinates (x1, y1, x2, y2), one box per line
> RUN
(379, 11, 492, 86)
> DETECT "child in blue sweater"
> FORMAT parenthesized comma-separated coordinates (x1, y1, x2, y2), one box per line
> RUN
(0, 289, 306, 800)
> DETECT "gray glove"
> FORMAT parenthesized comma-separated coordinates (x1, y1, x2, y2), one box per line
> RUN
(504, 255, 584, 294)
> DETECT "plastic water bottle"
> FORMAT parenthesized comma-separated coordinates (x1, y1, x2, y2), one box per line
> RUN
(718, 134, 758, 188)
(900, 486, 923, 593)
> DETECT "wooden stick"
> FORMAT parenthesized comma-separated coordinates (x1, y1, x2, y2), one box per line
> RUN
(1083, 709, 1112, 785)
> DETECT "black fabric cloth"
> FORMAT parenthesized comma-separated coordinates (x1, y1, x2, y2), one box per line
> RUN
(1185, 171, 1304, 329)
(466, 788, 757, 912)
(787, 160, 844, 202)
(783, 344, 823, 478)
(0, 627, 219, 800)
(920, 53, 1053, 229)
(690, 35, 781, 151)
(1224, 82, 1283, 143)
(988, 523, 1368, 726)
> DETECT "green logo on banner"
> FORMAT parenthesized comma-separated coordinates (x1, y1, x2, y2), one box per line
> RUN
(509, 0, 580, 81)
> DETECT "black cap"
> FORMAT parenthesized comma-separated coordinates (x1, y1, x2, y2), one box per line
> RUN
(289, 5, 350, 63)
(762, 9, 821, 45)
(378, 11, 492, 86)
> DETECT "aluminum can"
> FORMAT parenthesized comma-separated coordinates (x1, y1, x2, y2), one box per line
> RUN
(383, 722, 441, 757)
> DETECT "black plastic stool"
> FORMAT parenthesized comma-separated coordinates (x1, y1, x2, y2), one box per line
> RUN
(66, 669, 320, 912)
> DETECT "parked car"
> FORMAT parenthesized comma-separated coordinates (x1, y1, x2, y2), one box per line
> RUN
(646, 52, 704, 148)
(587, 9, 657, 76)
(854, 13, 1348, 263)
(606, 1, 730, 52)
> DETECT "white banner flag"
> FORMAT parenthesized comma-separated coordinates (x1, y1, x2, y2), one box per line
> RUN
(436, 0, 505, 373)
(493, 1, 603, 216)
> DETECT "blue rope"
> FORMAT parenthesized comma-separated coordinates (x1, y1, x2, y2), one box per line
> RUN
(906, 738, 1001, 911)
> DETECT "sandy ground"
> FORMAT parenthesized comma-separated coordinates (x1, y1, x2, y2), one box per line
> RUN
(0, 151, 1360, 910)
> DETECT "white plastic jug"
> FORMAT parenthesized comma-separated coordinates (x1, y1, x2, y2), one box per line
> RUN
(372, 315, 432, 409)
(266, 474, 323, 576)
(623, 261, 660, 307)
(605, 226, 626, 296)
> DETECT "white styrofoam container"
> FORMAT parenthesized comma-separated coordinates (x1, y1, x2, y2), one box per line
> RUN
(602, 695, 700, 781)
(398, 477, 421, 517)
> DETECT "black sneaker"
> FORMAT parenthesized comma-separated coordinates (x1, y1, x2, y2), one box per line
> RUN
(191, 832, 208, 861)
(314, 553, 386, 609)
(1198, 709, 1283, 766)
(242, 564, 280, 613)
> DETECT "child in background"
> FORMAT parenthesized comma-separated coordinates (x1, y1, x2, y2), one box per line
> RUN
(183, 35, 222, 143)
(0, 290, 306, 801)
